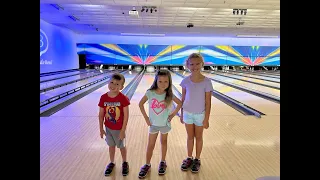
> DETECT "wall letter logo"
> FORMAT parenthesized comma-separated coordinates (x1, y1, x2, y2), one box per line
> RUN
(40, 29, 49, 57)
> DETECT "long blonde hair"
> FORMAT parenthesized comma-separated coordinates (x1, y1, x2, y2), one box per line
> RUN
(149, 69, 173, 107)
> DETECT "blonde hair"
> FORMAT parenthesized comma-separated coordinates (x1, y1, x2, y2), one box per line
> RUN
(185, 53, 205, 67)
(149, 69, 173, 108)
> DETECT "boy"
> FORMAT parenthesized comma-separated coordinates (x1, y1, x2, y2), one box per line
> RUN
(98, 73, 130, 176)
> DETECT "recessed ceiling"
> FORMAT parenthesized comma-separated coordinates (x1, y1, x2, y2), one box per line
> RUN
(40, 0, 280, 37)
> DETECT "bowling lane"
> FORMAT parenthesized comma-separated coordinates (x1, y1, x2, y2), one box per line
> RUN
(181, 71, 279, 115)
(203, 72, 280, 97)
(252, 71, 280, 75)
(40, 69, 89, 81)
(214, 71, 280, 85)
(247, 72, 280, 78)
(40, 71, 103, 90)
(231, 71, 280, 79)
(129, 73, 155, 116)
(171, 72, 242, 116)
(51, 71, 138, 117)
(40, 71, 116, 103)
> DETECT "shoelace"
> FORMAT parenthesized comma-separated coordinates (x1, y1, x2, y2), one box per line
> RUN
(141, 165, 150, 172)
(183, 159, 192, 165)
(159, 162, 166, 168)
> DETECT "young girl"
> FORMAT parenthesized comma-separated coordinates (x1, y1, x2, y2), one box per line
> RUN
(180, 53, 213, 173)
(138, 69, 182, 178)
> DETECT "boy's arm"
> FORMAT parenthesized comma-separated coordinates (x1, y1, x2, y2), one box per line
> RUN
(99, 107, 105, 131)
(121, 106, 129, 132)
(119, 95, 130, 140)
(98, 107, 107, 138)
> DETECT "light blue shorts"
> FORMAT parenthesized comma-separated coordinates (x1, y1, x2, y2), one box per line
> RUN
(149, 125, 171, 134)
(183, 111, 205, 126)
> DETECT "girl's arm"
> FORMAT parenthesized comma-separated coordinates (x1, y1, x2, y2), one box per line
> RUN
(180, 87, 186, 123)
(203, 92, 211, 129)
(170, 95, 182, 116)
(139, 95, 151, 126)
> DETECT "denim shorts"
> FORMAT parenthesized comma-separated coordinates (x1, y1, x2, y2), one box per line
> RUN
(183, 111, 205, 126)
(149, 125, 171, 134)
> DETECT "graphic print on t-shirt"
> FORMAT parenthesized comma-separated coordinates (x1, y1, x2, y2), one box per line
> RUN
(104, 102, 121, 124)
(151, 98, 166, 115)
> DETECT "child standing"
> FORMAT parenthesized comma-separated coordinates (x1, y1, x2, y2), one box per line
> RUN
(180, 53, 213, 173)
(98, 73, 130, 176)
(138, 70, 182, 179)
